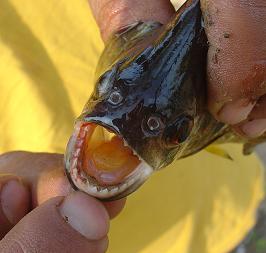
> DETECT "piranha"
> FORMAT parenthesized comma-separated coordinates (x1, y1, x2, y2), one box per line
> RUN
(64, 0, 265, 200)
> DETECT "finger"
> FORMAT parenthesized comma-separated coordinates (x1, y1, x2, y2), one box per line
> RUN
(0, 192, 109, 253)
(37, 167, 126, 219)
(0, 152, 71, 206)
(103, 198, 127, 219)
(248, 95, 266, 119)
(0, 175, 30, 239)
(202, 0, 266, 126)
(88, 0, 175, 42)
(236, 95, 266, 138)
(36, 164, 125, 219)
(31, 156, 72, 206)
(0, 152, 126, 219)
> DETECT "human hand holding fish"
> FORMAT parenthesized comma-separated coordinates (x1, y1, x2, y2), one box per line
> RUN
(65, 0, 265, 200)
(90, 0, 266, 138)
(0, 1, 265, 252)
(0, 152, 125, 252)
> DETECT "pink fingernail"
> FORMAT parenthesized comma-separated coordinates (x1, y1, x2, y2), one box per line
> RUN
(241, 119, 266, 138)
(218, 99, 256, 125)
(59, 192, 109, 240)
(1, 180, 29, 224)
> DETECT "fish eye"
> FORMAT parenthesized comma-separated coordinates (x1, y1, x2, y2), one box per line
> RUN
(147, 116, 163, 132)
(108, 91, 123, 105)
(164, 116, 193, 147)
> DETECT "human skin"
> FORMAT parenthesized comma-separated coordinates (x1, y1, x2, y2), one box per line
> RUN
(0, 0, 265, 252)
(0, 152, 126, 252)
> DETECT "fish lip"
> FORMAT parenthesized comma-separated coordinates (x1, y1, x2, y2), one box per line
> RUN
(64, 117, 154, 200)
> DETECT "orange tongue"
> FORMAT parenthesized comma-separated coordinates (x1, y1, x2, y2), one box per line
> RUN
(92, 137, 134, 171)
(82, 128, 140, 186)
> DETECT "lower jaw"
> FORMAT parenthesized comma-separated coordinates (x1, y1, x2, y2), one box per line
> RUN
(65, 121, 153, 199)
(69, 160, 153, 199)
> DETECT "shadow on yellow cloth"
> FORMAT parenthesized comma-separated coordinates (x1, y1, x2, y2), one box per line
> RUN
(0, 1, 264, 253)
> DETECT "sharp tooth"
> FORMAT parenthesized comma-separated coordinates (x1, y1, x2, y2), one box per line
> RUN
(128, 179, 135, 186)
(80, 130, 86, 139)
(119, 183, 127, 192)
(132, 150, 138, 156)
(75, 148, 81, 157)
(76, 139, 84, 148)
(90, 187, 98, 193)
(123, 139, 129, 147)
(100, 189, 109, 195)
(110, 188, 119, 193)
(70, 167, 78, 178)
(71, 158, 78, 168)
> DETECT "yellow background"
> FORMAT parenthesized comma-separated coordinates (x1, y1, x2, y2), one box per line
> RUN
(0, 1, 264, 253)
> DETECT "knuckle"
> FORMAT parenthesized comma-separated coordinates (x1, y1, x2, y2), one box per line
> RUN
(96, 0, 135, 38)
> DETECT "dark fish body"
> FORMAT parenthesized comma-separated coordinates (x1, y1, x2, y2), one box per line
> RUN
(65, 0, 265, 200)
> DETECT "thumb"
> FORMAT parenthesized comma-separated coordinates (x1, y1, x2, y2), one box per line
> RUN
(0, 192, 109, 253)
(88, 0, 175, 42)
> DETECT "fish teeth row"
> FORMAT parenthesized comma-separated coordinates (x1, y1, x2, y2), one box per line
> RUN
(70, 160, 153, 198)
(84, 177, 138, 198)
(76, 125, 89, 149)
(70, 159, 138, 197)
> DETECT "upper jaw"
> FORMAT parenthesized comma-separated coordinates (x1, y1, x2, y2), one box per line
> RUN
(64, 119, 154, 200)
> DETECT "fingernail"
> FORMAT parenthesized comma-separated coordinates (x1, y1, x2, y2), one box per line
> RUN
(241, 119, 266, 138)
(218, 99, 256, 125)
(1, 180, 29, 224)
(59, 192, 109, 240)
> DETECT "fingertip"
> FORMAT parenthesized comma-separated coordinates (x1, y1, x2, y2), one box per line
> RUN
(215, 99, 256, 125)
(240, 119, 266, 138)
(213, 95, 266, 139)
(89, 0, 175, 42)
(59, 191, 110, 240)
(1, 178, 30, 225)
(0, 195, 110, 253)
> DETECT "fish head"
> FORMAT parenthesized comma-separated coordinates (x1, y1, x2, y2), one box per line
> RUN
(85, 55, 197, 168)
(65, 0, 207, 200)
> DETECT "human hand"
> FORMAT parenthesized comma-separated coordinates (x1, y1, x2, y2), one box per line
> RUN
(89, 0, 266, 138)
(0, 152, 126, 252)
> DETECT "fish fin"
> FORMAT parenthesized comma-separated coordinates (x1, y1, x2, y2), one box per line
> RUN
(205, 146, 233, 160)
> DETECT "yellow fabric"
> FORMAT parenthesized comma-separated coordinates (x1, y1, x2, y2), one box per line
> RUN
(0, 1, 264, 253)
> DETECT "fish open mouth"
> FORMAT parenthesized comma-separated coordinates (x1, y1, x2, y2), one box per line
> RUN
(65, 121, 153, 199)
